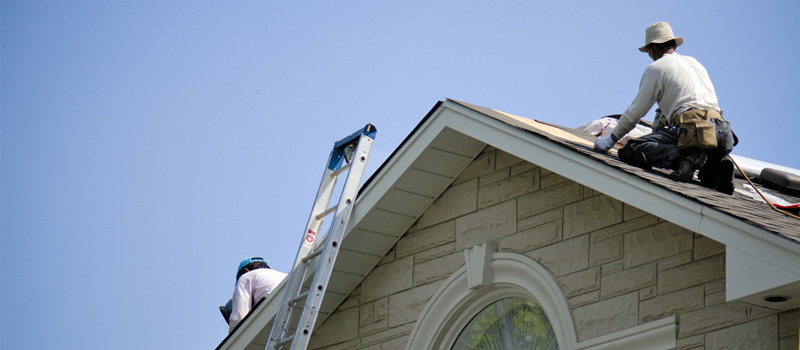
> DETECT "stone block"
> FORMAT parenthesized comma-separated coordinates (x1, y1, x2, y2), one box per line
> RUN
(705, 279, 725, 295)
(518, 208, 562, 231)
(573, 292, 638, 341)
(526, 235, 589, 276)
(478, 168, 510, 187)
(590, 236, 622, 267)
(455, 200, 516, 251)
(510, 162, 538, 176)
(388, 281, 442, 327)
(499, 219, 561, 253)
(541, 172, 571, 189)
(657, 251, 692, 271)
(396, 221, 455, 258)
(600, 263, 656, 299)
(675, 335, 703, 350)
(309, 307, 360, 348)
(623, 202, 650, 220)
(359, 323, 415, 347)
(360, 302, 374, 325)
(704, 290, 725, 306)
(414, 242, 456, 263)
(601, 260, 624, 276)
(453, 151, 495, 185)
(624, 222, 693, 268)
(704, 316, 778, 350)
(359, 319, 388, 336)
(639, 286, 657, 300)
(590, 215, 659, 242)
(569, 291, 600, 308)
(495, 150, 524, 169)
(678, 302, 748, 338)
(639, 285, 704, 323)
(781, 336, 799, 350)
(558, 267, 600, 297)
(361, 256, 413, 303)
(658, 255, 724, 295)
(375, 297, 389, 321)
(518, 183, 583, 219)
(779, 309, 799, 337)
(563, 195, 624, 239)
(693, 235, 725, 261)
(416, 179, 477, 229)
(478, 170, 539, 208)
(414, 252, 464, 285)
(311, 339, 360, 350)
(381, 334, 410, 350)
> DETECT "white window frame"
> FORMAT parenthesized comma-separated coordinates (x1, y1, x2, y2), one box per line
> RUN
(405, 245, 676, 350)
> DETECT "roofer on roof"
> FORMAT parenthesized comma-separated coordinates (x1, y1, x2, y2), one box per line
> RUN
(227, 257, 287, 333)
(594, 22, 737, 194)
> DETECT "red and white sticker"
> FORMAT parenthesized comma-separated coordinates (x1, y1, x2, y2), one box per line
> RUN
(303, 229, 317, 248)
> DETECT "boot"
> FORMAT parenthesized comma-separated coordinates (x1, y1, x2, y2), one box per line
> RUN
(714, 157, 735, 195)
(670, 152, 707, 182)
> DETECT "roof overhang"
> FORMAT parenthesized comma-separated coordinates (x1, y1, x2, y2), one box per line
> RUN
(219, 99, 800, 349)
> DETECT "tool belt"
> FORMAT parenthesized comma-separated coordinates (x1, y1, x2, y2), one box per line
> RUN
(676, 109, 723, 149)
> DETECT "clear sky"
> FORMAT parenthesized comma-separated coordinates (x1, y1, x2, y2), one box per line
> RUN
(2, 1, 799, 349)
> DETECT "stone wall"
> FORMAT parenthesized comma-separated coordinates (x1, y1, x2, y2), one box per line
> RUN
(309, 147, 800, 350)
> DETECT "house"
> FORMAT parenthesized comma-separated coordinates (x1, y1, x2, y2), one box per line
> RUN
(218, 99, 800, 350)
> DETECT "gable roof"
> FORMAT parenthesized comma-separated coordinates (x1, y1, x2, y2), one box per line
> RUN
(218, 99, 800, 350)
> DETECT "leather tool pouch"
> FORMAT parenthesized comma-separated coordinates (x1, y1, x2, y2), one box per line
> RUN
(677, 109, 720, 149)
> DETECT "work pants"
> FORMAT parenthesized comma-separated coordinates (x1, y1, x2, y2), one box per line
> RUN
(619, 119, 735, 171)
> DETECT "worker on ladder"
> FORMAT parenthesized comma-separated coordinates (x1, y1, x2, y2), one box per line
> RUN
(225, 257, 287, 333)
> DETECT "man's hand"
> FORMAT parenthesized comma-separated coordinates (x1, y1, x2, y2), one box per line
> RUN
(594, 134, 616, 153)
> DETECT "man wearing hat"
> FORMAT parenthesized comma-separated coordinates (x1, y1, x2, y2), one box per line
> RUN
(594, 22, 736, 194)
(227, 257, 287, 333)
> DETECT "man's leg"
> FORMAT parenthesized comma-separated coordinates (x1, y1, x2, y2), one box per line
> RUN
(618, 129, 681, 170)
(698, 120, 736, 194)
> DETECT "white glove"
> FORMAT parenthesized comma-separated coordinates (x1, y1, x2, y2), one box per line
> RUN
(594, 134, 616, 153)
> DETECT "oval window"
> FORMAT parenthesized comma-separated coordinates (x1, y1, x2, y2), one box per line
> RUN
(451, 297, 559, 350)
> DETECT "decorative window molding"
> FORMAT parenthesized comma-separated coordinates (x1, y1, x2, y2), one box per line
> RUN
(405, 249, 676, 350)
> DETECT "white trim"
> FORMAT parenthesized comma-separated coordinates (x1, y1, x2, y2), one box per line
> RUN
(464, 242, 497, 290)
(405, 251, 676, 350)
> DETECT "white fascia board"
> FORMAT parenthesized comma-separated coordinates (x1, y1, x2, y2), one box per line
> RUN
(441, 101, 800, 277)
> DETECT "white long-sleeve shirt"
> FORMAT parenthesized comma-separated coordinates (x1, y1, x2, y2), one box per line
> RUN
(612, 53, 721, 140)
(229, 268, 287, 333)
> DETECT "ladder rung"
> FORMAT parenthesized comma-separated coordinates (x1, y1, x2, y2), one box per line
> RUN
(331, 163, 351, 177)
(302, 248, 324, 263)
(288, 290, 309, 306)
(275, 334, 295, 348)
(315, 205, 338, 220)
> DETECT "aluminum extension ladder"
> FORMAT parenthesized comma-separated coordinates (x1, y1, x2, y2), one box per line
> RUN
(266, 124, 376, 350)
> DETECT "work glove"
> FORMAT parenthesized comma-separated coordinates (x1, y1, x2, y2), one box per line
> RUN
(594, 134, 616, 153)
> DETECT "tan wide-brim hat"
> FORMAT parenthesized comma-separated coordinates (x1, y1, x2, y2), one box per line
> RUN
(638, 22, 684, 52)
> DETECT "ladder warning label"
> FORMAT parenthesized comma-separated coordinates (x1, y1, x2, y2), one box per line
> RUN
(303, 230, 317, 248)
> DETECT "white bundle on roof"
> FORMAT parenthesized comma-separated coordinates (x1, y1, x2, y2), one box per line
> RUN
(577, 117, 652, 146)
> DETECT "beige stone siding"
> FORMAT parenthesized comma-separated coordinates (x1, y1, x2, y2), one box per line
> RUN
(309, 147, 800, 350)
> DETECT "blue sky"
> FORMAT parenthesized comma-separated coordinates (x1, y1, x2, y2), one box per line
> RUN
(2, 1, 799, 349)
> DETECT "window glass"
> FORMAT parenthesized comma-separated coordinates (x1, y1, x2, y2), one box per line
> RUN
(452, 297, 558, 350)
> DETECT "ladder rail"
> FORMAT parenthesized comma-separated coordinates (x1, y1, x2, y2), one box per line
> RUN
(266, 124, 376, 350)
(288, 135, 373, 349)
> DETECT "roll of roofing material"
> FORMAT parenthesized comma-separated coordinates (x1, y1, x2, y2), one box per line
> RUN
(761, 168, 800, 197)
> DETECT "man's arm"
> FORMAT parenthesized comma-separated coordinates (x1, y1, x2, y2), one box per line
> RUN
(612, 70, 660, 140)
(228, 278, 252, 333)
